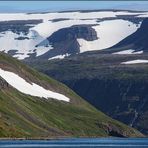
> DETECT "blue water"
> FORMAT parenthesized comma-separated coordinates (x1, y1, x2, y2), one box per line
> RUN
(0, 138, 148, 148)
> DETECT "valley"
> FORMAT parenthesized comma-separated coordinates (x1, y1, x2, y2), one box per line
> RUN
(27, 53, 148, 135)
(0, 9, 148, 138)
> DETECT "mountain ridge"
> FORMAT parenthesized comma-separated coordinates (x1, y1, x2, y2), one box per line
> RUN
(28, 52, 148, 135)
(0, 10, 147, 60)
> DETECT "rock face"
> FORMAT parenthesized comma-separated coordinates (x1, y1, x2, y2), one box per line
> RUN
(107, 18, 148, 53)
(28, 53, 148, 135)
(64, 78, 148, 135)
(36, 25, 98, 59)
(0, 20, 42, 34)
(0, 77, 9, 89)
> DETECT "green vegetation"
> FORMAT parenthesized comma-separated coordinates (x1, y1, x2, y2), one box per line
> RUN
(27, 53, 148, 135)
(0, 52, 143, 138)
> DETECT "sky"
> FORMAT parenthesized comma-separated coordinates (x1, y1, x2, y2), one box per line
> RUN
(0, 1, 148, 13)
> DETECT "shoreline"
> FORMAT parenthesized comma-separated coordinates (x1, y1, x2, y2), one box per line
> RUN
(0, 137, 147, 141)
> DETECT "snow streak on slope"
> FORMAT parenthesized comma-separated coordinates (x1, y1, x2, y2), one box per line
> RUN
(77, 20, 139, 52)
(113, 49, 143, 55)
(48, 54, 70, 60)
(0, 68, 70, 102)
(121, 59, 148, 64)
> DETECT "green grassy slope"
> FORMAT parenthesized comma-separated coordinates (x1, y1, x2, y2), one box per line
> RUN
(0, 53, 143, 138)
(27, 53, 148, 135)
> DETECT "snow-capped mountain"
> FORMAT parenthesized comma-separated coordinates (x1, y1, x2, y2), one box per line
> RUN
(108, 18, 148, 54)
(0, 10, 148, 60)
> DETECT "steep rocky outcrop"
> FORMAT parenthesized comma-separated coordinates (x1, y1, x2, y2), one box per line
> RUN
(36, 25, 98, 59)
(0, 77, 9, 89)
(64, 78, 148, 135)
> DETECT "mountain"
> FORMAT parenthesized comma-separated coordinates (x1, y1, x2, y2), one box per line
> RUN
(0, 10, 147, 60)
(103, 18, 148, 54)
(0, 52, 143, 138)
(27, 52, 148, 135)
(24, 15, 148, 136)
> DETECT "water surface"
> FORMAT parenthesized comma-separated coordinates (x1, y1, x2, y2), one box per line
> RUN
(0, 138, 148, 148)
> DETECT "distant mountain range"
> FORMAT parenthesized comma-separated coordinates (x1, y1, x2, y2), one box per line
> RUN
(0, 10, 147, 60)
(1, 9, 148, 138)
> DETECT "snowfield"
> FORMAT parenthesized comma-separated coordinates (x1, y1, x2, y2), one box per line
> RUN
(0, 10, 147, 59)
(78, 20, 139, 52)
(32, 19, 97, 38)
(0, 11, 147, 22)
(113, 49, 143, 55)
(0, 68, 70, 102)
(0, 30, 52, 59)
(121, 59, 148, 64)
(48, 53, 70, 60)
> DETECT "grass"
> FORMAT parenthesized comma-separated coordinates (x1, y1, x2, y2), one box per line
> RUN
(0, 88, 142, 138)
(0, 52, 143, 138)
(26, 53, 148, 136)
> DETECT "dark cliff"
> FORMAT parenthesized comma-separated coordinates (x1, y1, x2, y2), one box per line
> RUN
(27, 53, 148, 135)
(0, 77, 9, 89)
(35, 25, 98, 59)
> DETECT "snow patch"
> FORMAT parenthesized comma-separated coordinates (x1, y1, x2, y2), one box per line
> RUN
(32, 19, 97, 38)
(0, 30, 52, 59)
(121, 59, 148, 64)
(0, 68, 70, 102)
(48, 54, 70, 60)
(78, 20, 139, 52)
(0, 10, 146, 59)
(137, 13, 148, 18)
(113, 49, 143, 55)
(0, 11, 147, 22)
(35, 45, 53, 57)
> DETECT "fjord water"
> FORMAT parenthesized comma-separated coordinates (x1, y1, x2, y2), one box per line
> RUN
(0, 138, 148, 148)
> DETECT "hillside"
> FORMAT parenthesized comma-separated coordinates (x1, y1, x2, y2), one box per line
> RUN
(0, 52, 143, 138)
(27, 52, 148, 135)
(102, 18, 148, 54)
